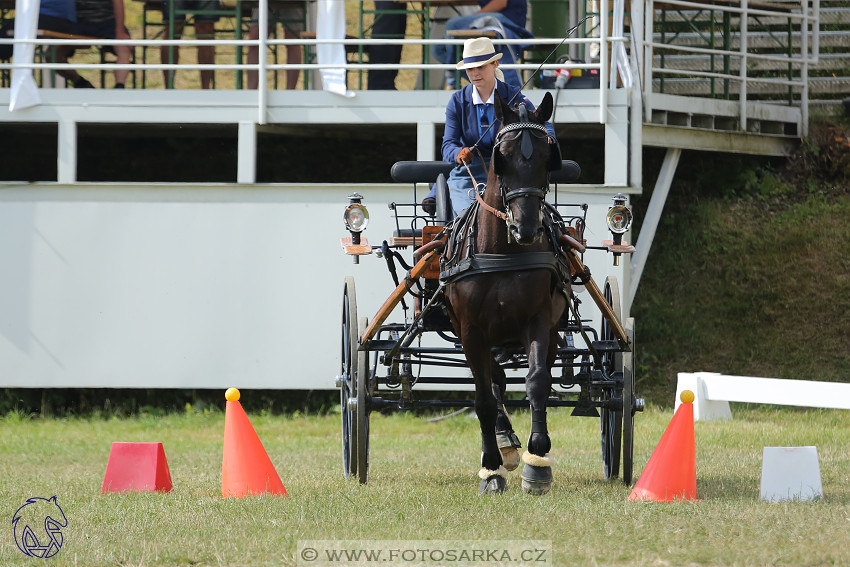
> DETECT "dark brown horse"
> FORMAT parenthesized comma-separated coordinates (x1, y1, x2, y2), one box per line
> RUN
(443, 91, 568, 495)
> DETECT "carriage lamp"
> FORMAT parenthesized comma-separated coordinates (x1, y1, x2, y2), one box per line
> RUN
(606, 194, 633, 266)
(344, 193, 370, 243)
(343, 193, 370, 264)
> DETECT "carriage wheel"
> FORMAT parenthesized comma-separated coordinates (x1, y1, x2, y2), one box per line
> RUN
(356, 316, 371, 484)
(600, 276, 623, 480)
(340, 277, 358, 479)
(622, 317, 636, 485)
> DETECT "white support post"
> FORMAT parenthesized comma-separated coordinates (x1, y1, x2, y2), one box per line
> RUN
(628, 147, 680, 308)
(599, 0, 608, 125)
(258, 0, 268, 125)
(629, 81, 642, 190)
(643, 0, 654, 123)
(57, 120, 77, 184)
(417, 121, 436, 162)
(604, 108, 629, 187)
(800, 0, 811, 137)
(237, 121, 257, 184)
(629, 0, 644, 191)
(739, 0, 748, 131)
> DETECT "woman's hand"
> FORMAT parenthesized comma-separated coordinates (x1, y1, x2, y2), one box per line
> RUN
(456, 147, 474, 165)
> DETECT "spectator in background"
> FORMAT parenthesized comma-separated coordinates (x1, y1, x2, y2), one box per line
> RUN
(51, 0, 132, 88)
(434, 37, 556, 216)
(432, 0, 528, 90)
(159, 0, 220, 89)
(31, 0, 76, 84)
(246, 1, 306, 90)
(39, 0, 76, 35)
(367, 1, 406, 90)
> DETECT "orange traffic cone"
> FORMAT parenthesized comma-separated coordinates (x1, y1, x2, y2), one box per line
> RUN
(222, 388, 288, 498)
(628, 390, 697, 502)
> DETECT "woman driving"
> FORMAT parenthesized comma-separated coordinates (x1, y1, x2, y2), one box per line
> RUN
(432, 37, 557, 217)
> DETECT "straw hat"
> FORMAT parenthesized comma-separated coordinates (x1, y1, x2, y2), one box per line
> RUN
(456, 37, 505, 81)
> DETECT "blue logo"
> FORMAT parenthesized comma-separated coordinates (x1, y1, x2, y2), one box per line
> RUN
(12, 496, 67, 558)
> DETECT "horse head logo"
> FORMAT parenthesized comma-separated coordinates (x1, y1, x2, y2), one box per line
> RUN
(12, 496, 68, 558)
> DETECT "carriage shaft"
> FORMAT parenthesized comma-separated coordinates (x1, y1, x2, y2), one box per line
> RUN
(566, 252, 631, 350)
(361, 249, 441, 345)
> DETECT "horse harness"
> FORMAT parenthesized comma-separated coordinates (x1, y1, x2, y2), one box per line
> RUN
(438, 109, 573, 294)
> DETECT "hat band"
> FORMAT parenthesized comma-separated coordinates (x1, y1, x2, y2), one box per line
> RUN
(463, 52, 498, 65)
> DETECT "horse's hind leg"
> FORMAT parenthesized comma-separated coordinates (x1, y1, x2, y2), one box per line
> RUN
(491, 359, 521, 471)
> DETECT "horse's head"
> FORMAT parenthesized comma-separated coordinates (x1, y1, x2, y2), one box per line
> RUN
(492, 91, 555, 245)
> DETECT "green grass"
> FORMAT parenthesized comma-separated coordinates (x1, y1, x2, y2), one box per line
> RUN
(2, 407, 849, 566)
(631, 129, 850, 403)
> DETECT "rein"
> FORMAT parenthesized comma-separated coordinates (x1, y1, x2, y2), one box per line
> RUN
(462, 160, 509, 222)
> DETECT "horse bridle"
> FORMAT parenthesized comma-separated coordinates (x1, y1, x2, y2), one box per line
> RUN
(462, 104, 551, 225)
(493, 104, 550, 207)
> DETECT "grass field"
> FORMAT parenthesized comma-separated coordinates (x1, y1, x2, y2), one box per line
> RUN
(2, 404, 849, 566)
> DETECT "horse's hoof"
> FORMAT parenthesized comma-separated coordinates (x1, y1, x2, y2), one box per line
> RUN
(500, 447, 520, 471)
(521, 452, 553, 495)
(479, 475, 507, 495)
(496, 431, 522, 471)
(478, 467, 508, 495)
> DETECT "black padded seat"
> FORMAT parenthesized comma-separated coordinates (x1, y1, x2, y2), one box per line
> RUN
(391, 161, 454, 183)
(391, 160, 580, 184)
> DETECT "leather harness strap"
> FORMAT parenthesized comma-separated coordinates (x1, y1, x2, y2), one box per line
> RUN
(440, 251, 561, 284)
(462, 160, 510, 222)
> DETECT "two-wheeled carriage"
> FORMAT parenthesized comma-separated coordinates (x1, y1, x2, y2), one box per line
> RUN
(337, 94, 644, 494)
(338, 164, 643, 487)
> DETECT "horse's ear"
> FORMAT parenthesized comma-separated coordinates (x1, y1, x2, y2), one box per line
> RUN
(494, 90, 507, 123)
(534, 92, 554, 123)
(493, 146, 505, 176)
(493, 89, 514, 124)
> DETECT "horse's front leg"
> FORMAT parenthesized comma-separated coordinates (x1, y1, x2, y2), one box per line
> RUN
(465, 336, 508, 494)
(521, 328, 556, 495)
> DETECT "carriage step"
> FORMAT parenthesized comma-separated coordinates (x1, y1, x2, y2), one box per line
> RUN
(571, 405, 601, 417)
(366, 340, 401, 351)
(590, 340, 621, 352)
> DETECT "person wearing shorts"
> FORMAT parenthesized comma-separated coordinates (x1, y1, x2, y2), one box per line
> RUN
(39, 0, 76, 35)
(54, 0, 132, 88)
(246, 1, 306, 89)
(159, 0, 221, 89)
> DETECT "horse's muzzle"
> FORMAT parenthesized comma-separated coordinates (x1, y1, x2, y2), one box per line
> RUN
(508, 222, 545, 245)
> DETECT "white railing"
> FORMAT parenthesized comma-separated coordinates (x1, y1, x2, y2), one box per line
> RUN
(641, 0, 818, 133)
(1, 31, 626, 124)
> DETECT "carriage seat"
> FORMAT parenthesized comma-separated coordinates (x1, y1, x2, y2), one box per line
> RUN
(390, 161, 454, 183)
(391, 160, 581, 186)
(391, 161, 455, 224)
(390, 160, 582, 226)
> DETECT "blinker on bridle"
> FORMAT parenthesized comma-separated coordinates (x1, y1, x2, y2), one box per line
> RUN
(494, 103, 550, 204)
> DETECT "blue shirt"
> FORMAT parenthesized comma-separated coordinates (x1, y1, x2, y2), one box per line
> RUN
(442, 80, 556, 165)
(40, 0, 76, 22)
(478, 0, 527, 29)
